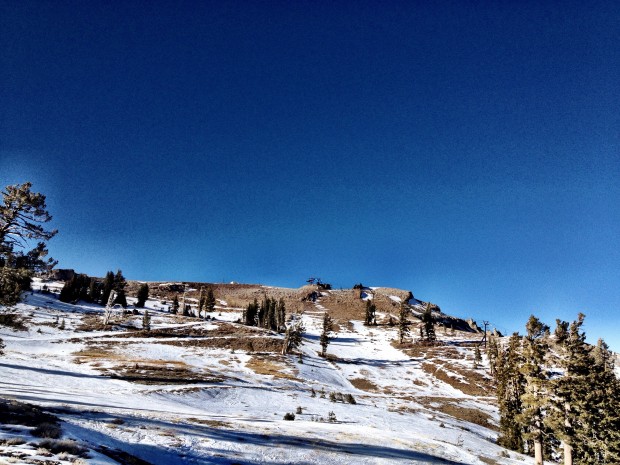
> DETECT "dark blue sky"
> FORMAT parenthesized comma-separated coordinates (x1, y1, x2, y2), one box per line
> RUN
(2, 1, 619, 348)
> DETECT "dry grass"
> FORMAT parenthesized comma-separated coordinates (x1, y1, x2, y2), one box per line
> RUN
(159, 336, 282, 353)
(245, 355, 298, 380)
(187, 418, 231, 429)
(417, 397, 496, 431)
(421, 362, 492, 397)
(101, 362, 222, 385)
(349, 377, 379, 392)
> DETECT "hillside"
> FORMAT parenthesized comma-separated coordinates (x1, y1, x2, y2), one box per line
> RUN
(0, 278, 537, 464)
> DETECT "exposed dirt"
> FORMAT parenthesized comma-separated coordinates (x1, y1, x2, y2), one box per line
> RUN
(245, 354, 299, 380)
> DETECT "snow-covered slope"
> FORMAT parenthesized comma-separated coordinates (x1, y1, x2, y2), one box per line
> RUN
(0, 282, 537, 464)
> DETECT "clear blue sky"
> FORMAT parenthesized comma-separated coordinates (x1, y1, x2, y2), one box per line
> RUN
(1, 1, 619, 349)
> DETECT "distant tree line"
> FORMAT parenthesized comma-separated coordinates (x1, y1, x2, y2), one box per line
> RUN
(242, 297, 286, 332)
(59, 270, 128, 307)
(491, 314, 620, 464)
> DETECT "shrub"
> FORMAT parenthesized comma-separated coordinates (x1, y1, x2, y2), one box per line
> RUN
(344, 393, 356, 404)
(283, 412, 295, 421)
(328, 411, 337, 423)
(32, 422, 62, 439)
(329, 392, 337, 402)
(0, 312, 27, 331)
(37, 439, 89, 457)
(296, 406, 303, 414)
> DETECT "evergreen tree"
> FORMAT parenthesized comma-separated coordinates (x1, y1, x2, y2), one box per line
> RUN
(474, 345, 482, 369)
(171, 294, 179, 314)
(136, 283, 149, 308)
(518, 316, 550, 465)
(142, 310, 151, 331)
(205, 287, 216, 312)
(113, 270, 127, 307)
(548, 314, 589, 465)
(487, 335, 499, 378)
(87, 279, 101, 303)
(100, 271, 115, 306)
(198, 287, 207, 317)
(364, 300, 376, 325)
(551, 319, 620, 465)
(398, 303, 409, 344)
(320, 312, 334, 357)
(497, 333, 526, 452)
(0, 336, 4, 355)
(243, 299, 258, 326)
(58, 274, 90, 303)
(282, 319, 305, 355)
(0, 183, 58, 305)
(276, 298, 286, 332)
(421, 302, 436, 342)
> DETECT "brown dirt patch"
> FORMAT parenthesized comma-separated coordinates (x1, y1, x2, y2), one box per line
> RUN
(422, 363, 491, 397)
(245, 355, 299, 380)
(101, 362, 223, 385)
(417, 397, 496, 431)
(187, 418, 231, 429)
(159, 336, 282, 353)
(349, 377, 379, 392)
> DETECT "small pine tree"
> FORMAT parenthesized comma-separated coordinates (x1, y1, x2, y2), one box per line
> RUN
(474, 345, 482, 369)
(171, 295, 179, 314)
(0, 337, 4, 355)
(421, 303, 436, 343)
(320, 312, 334, 357)
(136, 283, 149, 308)
(398, 303, 409, 344)
(142, 310, 151, 331)
(205, 287, 216, 313)
(487, 335, 499, 378)
(243, 299, 258, 326)
(87, 279, 101, 303)
(276, 298, 286, 332)
(100, 271, 115, 305)
(113, 270, 127, 308)
(282, 319, 305, 355)
(364, 299, 376, 325)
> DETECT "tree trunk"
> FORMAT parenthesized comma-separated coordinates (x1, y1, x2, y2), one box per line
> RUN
(534, 440, 543, 465)
(563, 442, 573, 465)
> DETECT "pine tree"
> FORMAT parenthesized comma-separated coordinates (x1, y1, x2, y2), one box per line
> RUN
(364, 300, 376, 325)
(198, 287, 207, 317)
(136, 283, 149, 308)
(487, 335, 499, 378)
(548, 315, 589, 465)
(0, 336, 5, 355)
(113, 270, 127, 307)
(282, 319, 305, 355)
(142, 310, 151, 331)
(320, 312, 334, 357)
(87, 279, 101, 303)
(100, 271, 115, 306)
(0, 183, 58, 305)
(276, 298, 286, 332)
(398, 303, 409, 344)
(171, 294, 179, 314)
(474, 344, 482, 369)
(518, 315, 550, 465)
(497, 333, 526, 452)
(421, 302, 436, 343)
(243, 299, 258, 326)
(205, 287, 216, 312)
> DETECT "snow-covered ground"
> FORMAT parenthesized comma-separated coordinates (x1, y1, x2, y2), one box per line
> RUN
(0, 284, 537, 464)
